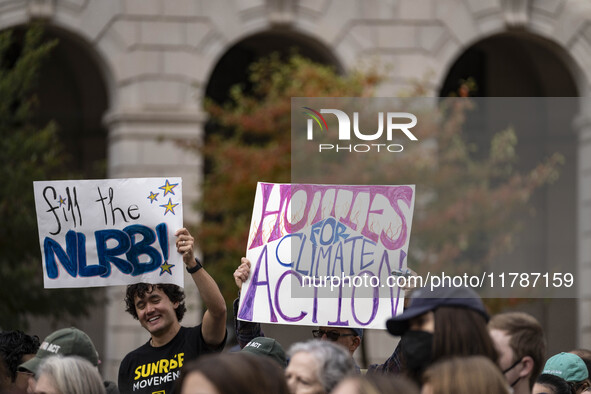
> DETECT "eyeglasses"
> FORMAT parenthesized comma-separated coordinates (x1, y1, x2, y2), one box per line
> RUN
(312, 329, 355, 342)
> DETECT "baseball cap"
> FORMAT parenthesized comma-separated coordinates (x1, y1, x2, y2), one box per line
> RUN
(240, 337, 287, 367)
(386, 285, 488, 336)
(543, 352, 589, 382)
(18, 327, 99, 374)
(350, 328, 364, 338)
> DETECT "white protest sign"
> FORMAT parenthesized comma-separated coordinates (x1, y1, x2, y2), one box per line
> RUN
(33, 178, 184, 288)
(238, 183, 415, 330)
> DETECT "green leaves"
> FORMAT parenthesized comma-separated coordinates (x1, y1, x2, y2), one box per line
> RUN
(0, 25, 97, 330)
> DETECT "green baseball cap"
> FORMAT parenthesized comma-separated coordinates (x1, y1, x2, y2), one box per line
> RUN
(241, 337, 287, 367)
(18, 327, 99, 375)
(543, 352, 589, 382)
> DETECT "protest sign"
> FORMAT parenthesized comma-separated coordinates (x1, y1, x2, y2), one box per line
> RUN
(33, 178, 184, 288)
(238, 182, 415, 330)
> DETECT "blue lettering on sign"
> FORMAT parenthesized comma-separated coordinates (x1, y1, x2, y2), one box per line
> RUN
(43, 223, 168, 279)
(310, 218, 350, 246)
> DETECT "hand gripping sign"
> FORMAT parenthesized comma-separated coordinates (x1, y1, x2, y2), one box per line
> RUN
(33, 178, 184, 288)
(237, 182, 415, 330)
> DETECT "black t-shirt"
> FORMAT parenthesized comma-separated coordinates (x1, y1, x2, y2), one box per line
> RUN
(118, 325, 225, 394)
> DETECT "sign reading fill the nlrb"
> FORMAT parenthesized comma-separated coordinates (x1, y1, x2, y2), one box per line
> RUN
(33, 178, 184, 288)
(238, 183, 415, 330)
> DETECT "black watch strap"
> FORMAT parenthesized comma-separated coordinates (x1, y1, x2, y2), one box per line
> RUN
(186, 257, 203, 274)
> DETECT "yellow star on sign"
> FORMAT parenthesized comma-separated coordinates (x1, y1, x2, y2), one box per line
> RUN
(147, 191, 159, 204)
(159, 262, 174, 276)
(159, 179, 178, 197)
(160, 198, 179, 216)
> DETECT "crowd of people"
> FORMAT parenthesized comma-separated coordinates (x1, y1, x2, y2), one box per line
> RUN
(1, 228, 589, 394)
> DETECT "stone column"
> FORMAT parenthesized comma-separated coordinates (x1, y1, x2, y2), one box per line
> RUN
(101, 108, 205, 381)
(574, 103, 591, 348)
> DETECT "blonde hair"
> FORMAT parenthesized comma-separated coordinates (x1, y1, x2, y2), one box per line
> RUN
(422, 356, 510, 394)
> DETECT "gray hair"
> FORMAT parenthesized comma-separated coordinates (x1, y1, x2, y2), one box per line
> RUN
(288, 340, 355, 392)
(36, 356, 106, 394)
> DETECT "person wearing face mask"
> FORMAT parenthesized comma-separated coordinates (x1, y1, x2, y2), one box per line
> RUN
(385, 285, 498, 386)
(489, 312, 547, 394)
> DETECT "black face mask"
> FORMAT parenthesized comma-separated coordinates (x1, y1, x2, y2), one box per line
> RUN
(503, 358, 523, 387)
(401, 330, 433, 372)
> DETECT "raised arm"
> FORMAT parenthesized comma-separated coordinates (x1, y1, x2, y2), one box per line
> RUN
(233, 257, 264, 347)
(176, 228, 227, 346)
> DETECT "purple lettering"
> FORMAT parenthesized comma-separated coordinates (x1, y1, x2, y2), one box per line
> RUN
(282, 184, 312, 234)
(274, 270, 307, 322)
(327, 282, 348, 326)
(249, 184, 286, 249)
(360, 191, 383, 242)
(351, 270, 379, 326)
(237, 246, 278, 322)
(379, 186, 413, 250)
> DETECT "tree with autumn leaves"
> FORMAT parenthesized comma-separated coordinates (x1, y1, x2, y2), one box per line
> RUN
(193, 54, 563, 312)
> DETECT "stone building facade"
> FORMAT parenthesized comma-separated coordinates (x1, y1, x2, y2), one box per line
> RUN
(4, 0, 591, 381)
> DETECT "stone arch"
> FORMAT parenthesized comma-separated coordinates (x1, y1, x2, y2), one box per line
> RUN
(439, 31, 579, 354)
(439, 32, 578, 97)
(201, 29, 342, 177)
(41, 25, 110, 178)
(7, 24, 111, 178)
(204, 29, 342, 105)
(4, 22, 113, 359)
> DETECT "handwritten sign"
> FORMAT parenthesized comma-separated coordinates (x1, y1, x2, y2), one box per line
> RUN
(238, 183, 415, 330)
(33, 178, 184, 288)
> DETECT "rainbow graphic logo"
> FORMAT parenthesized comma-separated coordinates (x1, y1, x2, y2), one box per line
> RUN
(302, 107, 328, 139)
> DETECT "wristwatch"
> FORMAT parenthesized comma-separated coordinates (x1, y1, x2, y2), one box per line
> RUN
(186, 257, 203, 274)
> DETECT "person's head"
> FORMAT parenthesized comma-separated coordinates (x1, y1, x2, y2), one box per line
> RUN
(570, 349, 591, 385)
(489, 312, 546, 391)
(18, 327, 99, 377)
(240, 337, 287, 368)
(421, 356, 510, 394)
(542, 353, 591, 394)
(332, 374, 419, 394)
(124, 283, 187, 335)
(175, 352, 289, 394)
(570, 349, 591, 362)
(312, 327, 363, 356)
(0, 330, 40, 393)
(533, 374, 575, 394)
(286, 339, 355, 394)
(386, 286, 496, 383)
(32, 356, 106, 394)
(387, 286, 490, 336)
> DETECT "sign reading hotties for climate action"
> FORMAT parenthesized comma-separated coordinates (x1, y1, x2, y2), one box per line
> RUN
(238, 182, 415, 330)
(33, 178, 184, 288)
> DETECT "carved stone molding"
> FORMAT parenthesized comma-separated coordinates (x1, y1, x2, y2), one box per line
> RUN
(502, 0, 530, 28)
(27, 0, 55, 19)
